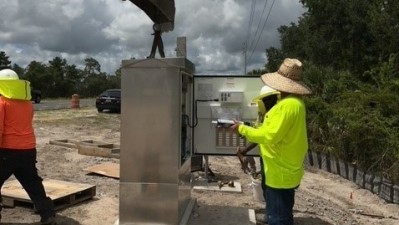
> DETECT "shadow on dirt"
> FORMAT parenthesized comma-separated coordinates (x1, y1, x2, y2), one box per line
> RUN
(188, 205, 254, 225)
(2, 215, 81, 225)
(254, 208, 333, 225)
(294, 216, 333, 225)
(187, 203, 336, 225)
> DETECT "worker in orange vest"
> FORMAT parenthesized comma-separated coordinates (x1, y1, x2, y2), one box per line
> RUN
(0, 69, 56, 225)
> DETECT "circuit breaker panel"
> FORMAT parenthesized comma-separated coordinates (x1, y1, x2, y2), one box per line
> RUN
(193, 76, 264, 156)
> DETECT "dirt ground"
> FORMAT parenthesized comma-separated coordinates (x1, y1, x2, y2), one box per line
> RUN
(1, 106, 399, 225)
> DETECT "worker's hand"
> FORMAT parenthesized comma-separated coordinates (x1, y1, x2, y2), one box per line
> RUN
(230, 119, 241, 134)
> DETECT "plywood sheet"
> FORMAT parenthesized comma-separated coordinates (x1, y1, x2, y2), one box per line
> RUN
(84, 162, 120, 179)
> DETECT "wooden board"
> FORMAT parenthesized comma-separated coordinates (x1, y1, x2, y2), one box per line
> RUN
(79, 140, 109, 146)
(1, 179, 96, 210)
(49, 139, 78, 148)
(84, 162, 120, 179)
(77, 141, 120, 158)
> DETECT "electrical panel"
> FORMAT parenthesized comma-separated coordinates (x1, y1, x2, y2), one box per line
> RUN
(194, 76, 263, 156)
(219, 91, 244, 103)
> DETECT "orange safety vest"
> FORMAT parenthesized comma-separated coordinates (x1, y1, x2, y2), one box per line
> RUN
(0, 97, 36, 149)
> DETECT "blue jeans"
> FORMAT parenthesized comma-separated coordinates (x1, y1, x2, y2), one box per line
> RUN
(263, 185, 296, 225)
(260, 159, 266, 191)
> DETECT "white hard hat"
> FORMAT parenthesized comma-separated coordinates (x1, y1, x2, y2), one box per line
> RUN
(0, 69, 19, 80)
(252, 85, 280, 102)
(251, 85, 280, 114)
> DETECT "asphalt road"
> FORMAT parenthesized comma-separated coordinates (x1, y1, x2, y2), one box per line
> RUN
(33, 98, 95, 111)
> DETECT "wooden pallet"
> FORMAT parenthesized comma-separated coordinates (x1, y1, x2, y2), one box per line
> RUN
(1, 179, 96, 210)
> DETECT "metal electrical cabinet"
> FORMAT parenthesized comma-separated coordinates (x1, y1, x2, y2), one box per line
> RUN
(193, 76, 264, 156)
(120, 58, 195, 225)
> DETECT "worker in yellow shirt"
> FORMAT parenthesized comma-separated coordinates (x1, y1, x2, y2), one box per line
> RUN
(232, 58, 312, 225)
(237, 85, 280, 195)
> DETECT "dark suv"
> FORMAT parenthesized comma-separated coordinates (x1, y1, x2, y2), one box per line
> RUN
(95, 89, 121, 113)
(31, 88, 42, 103)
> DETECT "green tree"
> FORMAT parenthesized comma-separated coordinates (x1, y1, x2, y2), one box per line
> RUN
(65, 64, 84, 96)
(248, 68, 265, 76)
(368, 0, 399, 63)
(267, 0, 399, 78)
(265, 47, 285, 72)
(108, 68, 121, 89)
(11, 64, 25, 78)
(81, 57, 112, 97)
(0, 51, 11, 70)
(264, 0, 399, 182)
(364, 53, 399, 92)
(84, 57, 101, 75)
(25, 61, 48, 94)
(85, 72, 109, 97)
(47, 56, 74, 97)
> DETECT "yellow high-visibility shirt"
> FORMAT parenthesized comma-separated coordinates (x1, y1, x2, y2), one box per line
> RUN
(239, 95, 308, 189)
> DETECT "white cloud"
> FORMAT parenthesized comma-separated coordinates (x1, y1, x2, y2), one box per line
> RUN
(0, 0, 305, 75)
(61, 0, 85, 20)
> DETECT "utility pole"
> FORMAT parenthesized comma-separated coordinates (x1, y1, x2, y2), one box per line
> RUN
(243, 42, 247, 75)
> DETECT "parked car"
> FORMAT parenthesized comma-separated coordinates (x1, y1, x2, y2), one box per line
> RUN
(95, 89, 121, 113)
(31, 88, 42, 103)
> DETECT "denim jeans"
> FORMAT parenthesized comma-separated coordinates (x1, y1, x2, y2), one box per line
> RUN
(260, 159, 266, 191)
(263, 185, 296, 225)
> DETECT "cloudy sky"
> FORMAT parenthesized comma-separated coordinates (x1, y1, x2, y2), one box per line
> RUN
(0, 0, 306, 75)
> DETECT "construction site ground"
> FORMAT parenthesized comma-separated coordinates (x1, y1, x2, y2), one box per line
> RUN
(1, 107, 399, 225)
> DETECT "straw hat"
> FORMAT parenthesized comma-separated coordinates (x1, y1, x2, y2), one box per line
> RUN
(261, 58, 312, 95)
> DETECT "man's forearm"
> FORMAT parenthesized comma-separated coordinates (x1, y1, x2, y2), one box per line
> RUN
(239, 142, 257, 155)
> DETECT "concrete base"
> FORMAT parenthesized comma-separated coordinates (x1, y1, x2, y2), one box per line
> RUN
(193, 180, 242, 193)
(248, 209, 256, 224)
(180, 198, 197, 225)
(249, 208, 267, 225)
(114, 198, 197, 225)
